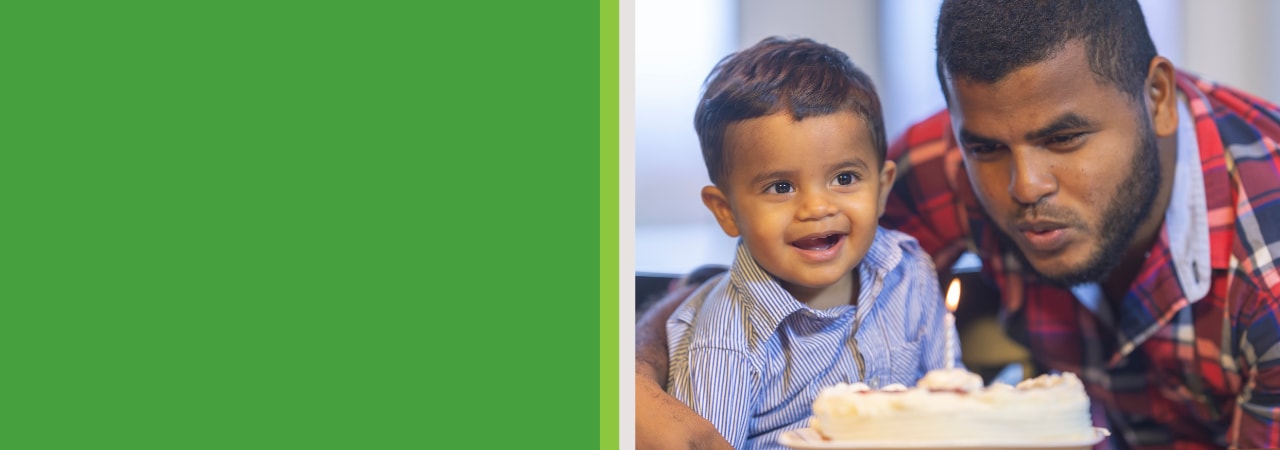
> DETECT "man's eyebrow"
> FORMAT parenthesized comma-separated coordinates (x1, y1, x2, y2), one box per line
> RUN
(1025, 113, 1095, 141)
(957, 128, 1001, 147)
(957, 113, 1096, 146)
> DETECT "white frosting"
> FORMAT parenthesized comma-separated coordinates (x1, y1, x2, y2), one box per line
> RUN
(916, 368, 984, 392)
(811, 370, 1094, 444)
(880, 383, 908, 392)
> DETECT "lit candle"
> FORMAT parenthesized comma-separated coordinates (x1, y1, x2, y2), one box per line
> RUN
(944, 278, 961, 369)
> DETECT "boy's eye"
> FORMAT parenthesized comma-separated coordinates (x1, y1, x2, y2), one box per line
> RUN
(834, 172, 856, 186)
(768, 182, 793, 194)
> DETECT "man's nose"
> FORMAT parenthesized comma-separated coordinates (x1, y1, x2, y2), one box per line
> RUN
(1008, 150, 1057, 206)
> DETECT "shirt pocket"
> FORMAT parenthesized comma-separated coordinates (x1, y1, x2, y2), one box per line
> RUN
(887, 339, 924, 385)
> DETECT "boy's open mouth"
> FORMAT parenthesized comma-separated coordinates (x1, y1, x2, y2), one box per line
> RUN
(792, 233, 845, 251)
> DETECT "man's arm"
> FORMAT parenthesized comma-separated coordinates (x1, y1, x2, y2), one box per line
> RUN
(636, 373, 733, 450)
(635, 276, 733, 450)
(636, 267, 729, 384)
(635, 283, 687, 386)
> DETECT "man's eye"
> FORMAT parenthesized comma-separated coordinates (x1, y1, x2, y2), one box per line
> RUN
(1046, 133, 1084, 147)
(834, 172, 857, 186)
(966, 143, 999, 155)
(768, 182, 793, 194)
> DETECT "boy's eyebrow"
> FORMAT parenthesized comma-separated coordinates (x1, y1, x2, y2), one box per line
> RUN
(832, 159, 869, 172)
(749, 169, 795, 187)
(747, 159, 870, 186)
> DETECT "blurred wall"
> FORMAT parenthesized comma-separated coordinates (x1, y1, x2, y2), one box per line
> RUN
(1181, 0, 1280, 103)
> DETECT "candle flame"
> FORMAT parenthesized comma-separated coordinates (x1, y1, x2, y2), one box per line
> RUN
(945, 278, 961, 312)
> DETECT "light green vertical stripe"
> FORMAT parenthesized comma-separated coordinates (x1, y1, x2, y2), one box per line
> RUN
(600, 0, 621, 447)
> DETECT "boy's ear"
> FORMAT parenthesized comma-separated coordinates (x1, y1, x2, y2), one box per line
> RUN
(876, 160, 897, 217)
(1146, 56, 1178, 138)
(701, 185, 740, 237)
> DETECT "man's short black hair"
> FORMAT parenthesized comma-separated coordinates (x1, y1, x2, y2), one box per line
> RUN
(935, 0, 1158, 104)
(694, 37, 886, 186)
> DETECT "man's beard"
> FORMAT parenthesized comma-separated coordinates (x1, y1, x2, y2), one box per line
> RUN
(1004, 120, 1162, 288)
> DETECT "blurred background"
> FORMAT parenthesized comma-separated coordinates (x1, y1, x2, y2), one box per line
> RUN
(635, 0, 1280, 278)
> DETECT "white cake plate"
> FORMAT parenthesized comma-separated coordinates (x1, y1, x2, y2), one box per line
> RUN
(779, 427, 1110, 450)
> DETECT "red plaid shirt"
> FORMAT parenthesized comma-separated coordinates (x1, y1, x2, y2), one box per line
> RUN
(882, 71, 1280, 450)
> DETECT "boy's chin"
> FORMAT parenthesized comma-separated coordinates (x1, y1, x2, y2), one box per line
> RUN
(777, 270, 854, 291)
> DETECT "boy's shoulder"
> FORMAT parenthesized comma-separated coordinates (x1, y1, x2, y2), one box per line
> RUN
(669, 271, 749, 345)
(670, 271, 742, 327)
(867, 226, 936, 275)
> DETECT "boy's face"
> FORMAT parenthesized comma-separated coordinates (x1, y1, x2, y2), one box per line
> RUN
(702, 112, 896, 296)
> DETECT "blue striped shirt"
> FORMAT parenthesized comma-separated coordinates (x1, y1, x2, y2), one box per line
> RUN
(666, 227, 957, 449)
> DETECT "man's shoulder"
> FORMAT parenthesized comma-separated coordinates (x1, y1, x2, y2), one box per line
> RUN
(1179, 71, 1280, 147)
(1207, 87, 1280, 292)
(888, 109, 953, 160)
(883, 108, 970, 216)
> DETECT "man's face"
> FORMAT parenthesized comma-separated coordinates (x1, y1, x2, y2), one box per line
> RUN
(945, 41, 1160, 286)
(702, 112, 895, 299)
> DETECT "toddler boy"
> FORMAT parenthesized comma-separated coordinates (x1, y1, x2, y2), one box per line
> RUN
(666, 37, 958, 449)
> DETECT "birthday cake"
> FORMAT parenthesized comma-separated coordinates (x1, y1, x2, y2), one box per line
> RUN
(805, 368, 1099, 445)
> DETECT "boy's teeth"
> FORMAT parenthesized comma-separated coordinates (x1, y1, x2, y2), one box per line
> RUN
(794, 234, 837, 250)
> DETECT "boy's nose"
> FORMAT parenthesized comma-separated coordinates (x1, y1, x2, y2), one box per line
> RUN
(796, 192, 837, 220)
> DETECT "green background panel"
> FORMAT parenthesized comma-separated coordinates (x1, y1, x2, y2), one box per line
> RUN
(600, 0, 621, 448)
(3, 1, 603, 448)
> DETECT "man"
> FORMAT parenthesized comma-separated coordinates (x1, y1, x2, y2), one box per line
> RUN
(635, 1, 1280, 449)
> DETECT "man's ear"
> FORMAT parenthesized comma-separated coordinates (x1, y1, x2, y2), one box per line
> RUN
(701, 185, 740, 237)
(1146, 56, 1178, 138)
(876, 160, 897, 217)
